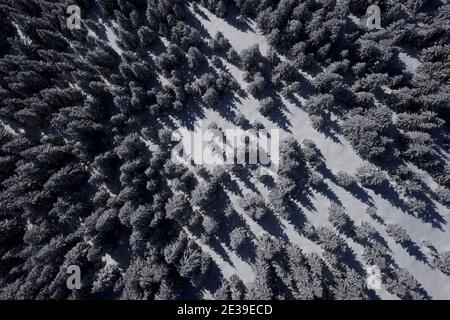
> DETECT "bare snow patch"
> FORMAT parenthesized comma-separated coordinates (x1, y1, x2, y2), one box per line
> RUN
(104, 21, 123, 55)
(399, 52, 421, 74)
(190, 4, 269, 55)
(102, 253, 118, 267)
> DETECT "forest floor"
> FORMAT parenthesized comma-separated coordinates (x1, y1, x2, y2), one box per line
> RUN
(173, 4, 450, 299)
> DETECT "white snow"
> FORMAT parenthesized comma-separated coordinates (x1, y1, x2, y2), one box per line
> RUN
(102, 253, 119, 267)
(0, 120, 19, 136)
(184, 5, 450, 299)
(184, 227, 255, 284)
(104, 21, 123, 55)
(398, 52, 421, 74)
(190, 4, 269, 55)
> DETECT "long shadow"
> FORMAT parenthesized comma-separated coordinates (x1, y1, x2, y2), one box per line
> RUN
(257, 211, 291, 243)
(232, 167, 259, 193)
(314, 180, 343, 206)
(174, 99, 207, 130)
(367, 159, 446, 230)
(187, 200, 245, 269)
(371, 213, 385, 225)
(353, 229, 391, 252)
(280, 201, 307, 232)
(233, 240, 257, 263)
(216, 93, 242, 123)
(220, 5, 256, 33)
(265, 94, 293, 133)
(314, 159, 373, 206)
(339, 246, 368, 276)
(223, 177, 243, 197)
(398, 179, 447, 229)
(294, 189, 317, 213)
(206, 237, 239, 267)
(403, 241, 430, 266)
(296, 75, 317, 99)
(348, 183, 374, 204)
(189, 5, 297, 136)
(371, 183, 408, 211)
(292, 99, 343, 144)
(185, 5, 216, 42)
(320, 117, 342, 144)
(415, 200, 447, 230)
(255, 170, 275, 189)
(373, 156, 447, 229)
(190, 5, 210, 22)
(185, 261, 222, 298)
(321, 166, 374, 205)
(202, 193, 258, 266)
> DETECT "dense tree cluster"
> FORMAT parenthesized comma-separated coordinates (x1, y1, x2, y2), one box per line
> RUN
(0, 0, 447, 300)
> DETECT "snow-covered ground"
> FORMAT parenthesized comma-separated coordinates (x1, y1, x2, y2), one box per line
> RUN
(95, 3, 450, 299)
(398, 52, 421, 74)
(181, 6, 450, 299)
(191, 4, 270, 55)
